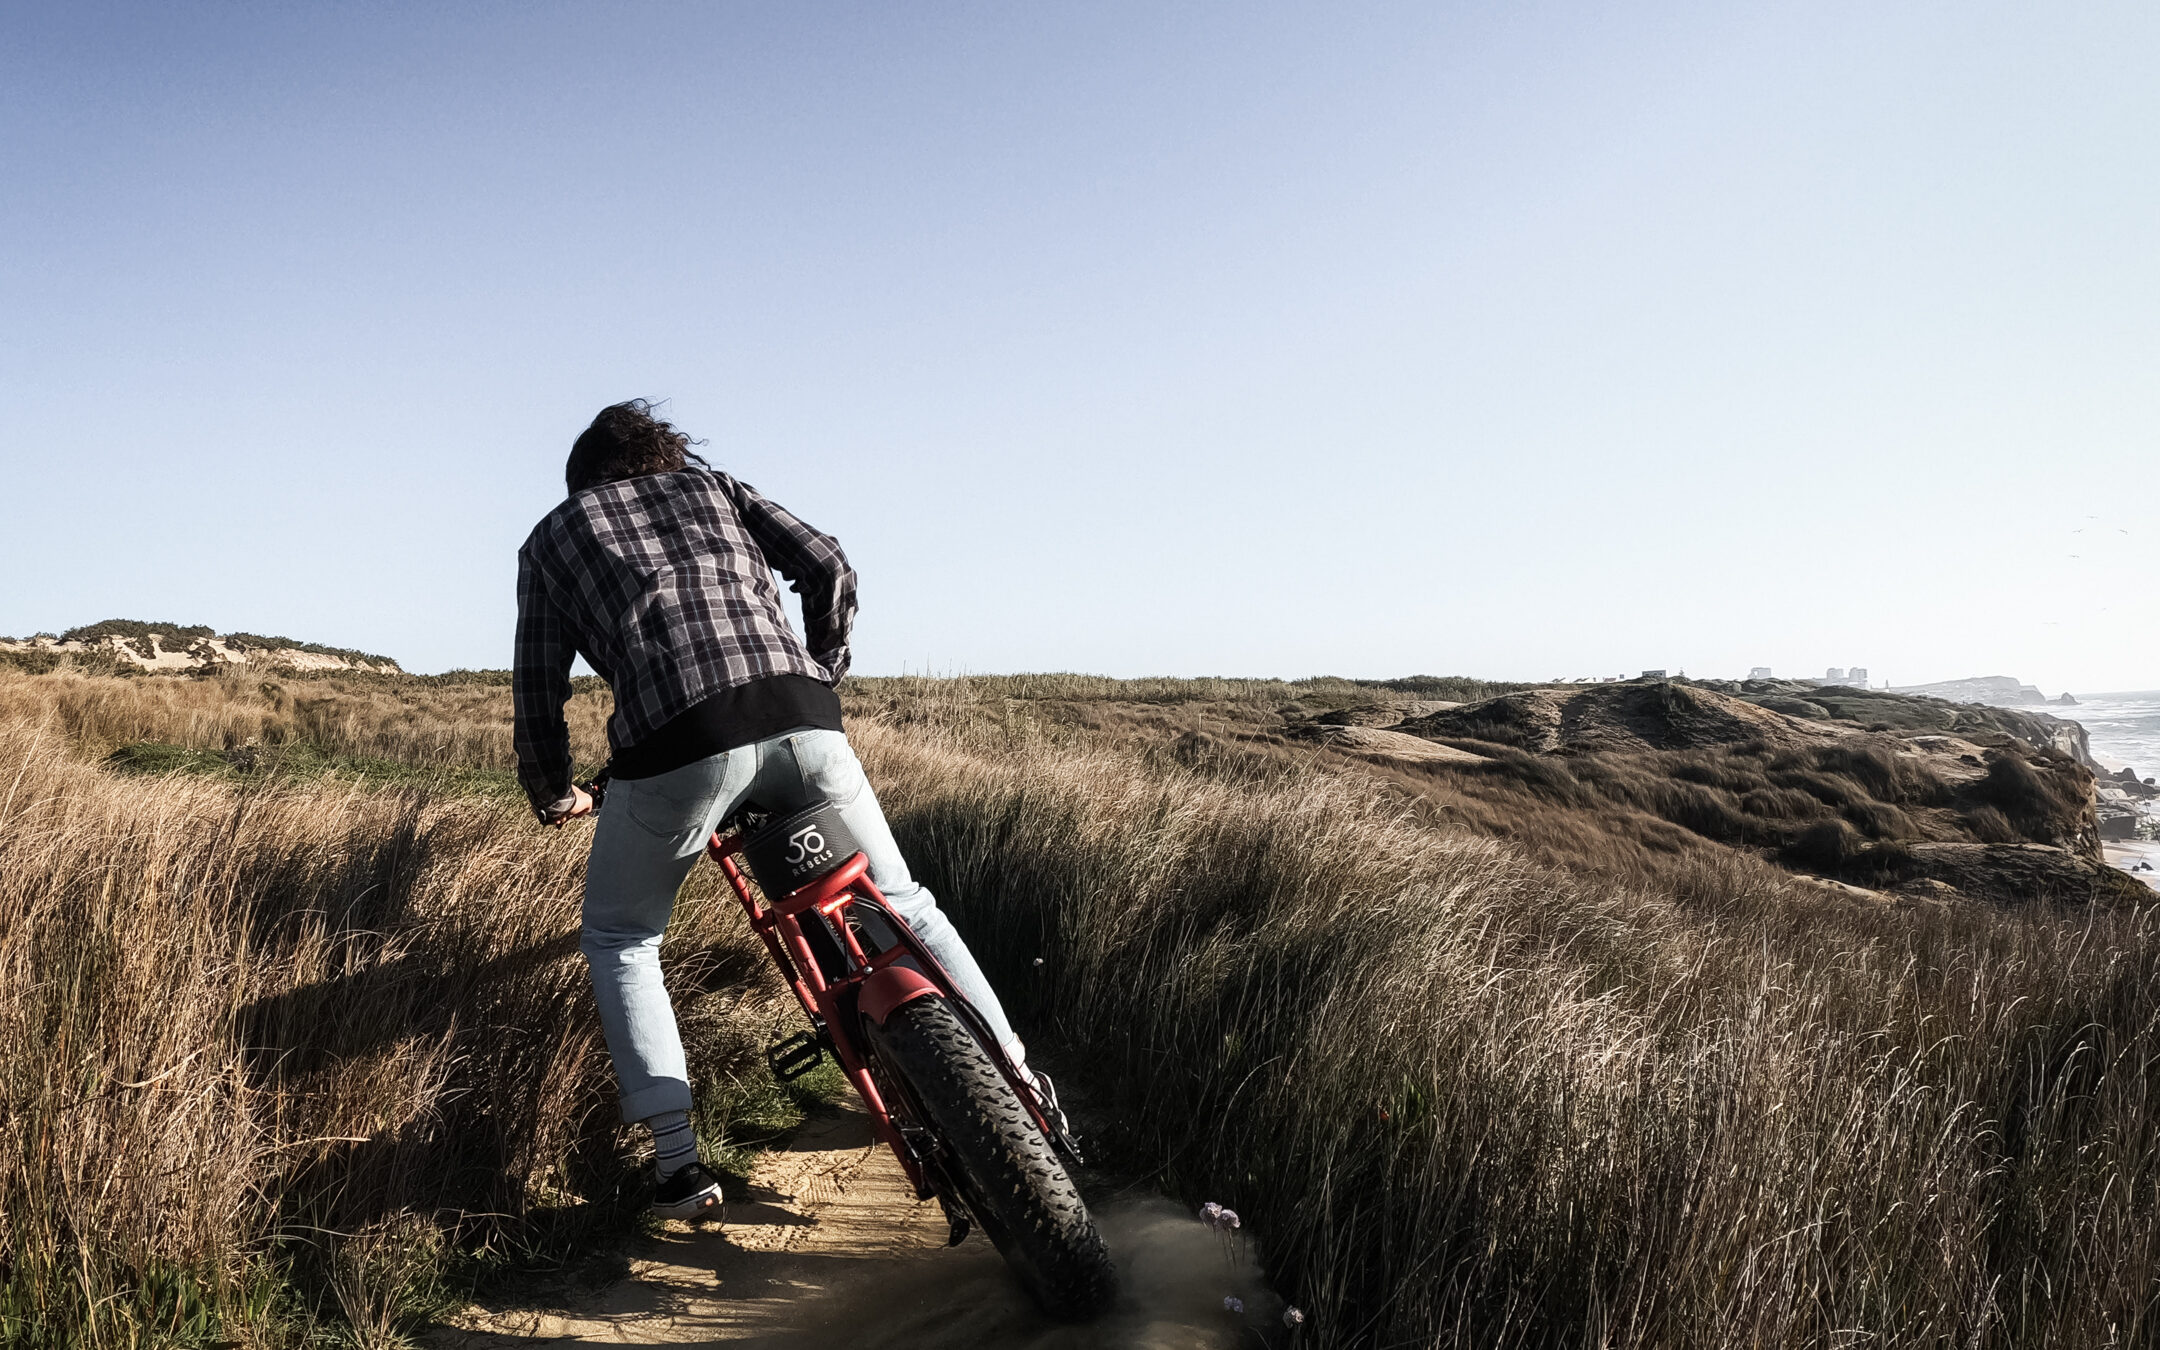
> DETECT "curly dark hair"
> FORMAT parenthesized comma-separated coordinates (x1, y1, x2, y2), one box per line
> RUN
(565, 400, 711, 494)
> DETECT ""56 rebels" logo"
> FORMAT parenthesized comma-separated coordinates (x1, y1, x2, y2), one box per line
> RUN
(783, 823, 828, 868)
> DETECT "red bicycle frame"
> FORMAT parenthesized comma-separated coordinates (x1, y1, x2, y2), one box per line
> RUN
(705, 823, 1053, 1199)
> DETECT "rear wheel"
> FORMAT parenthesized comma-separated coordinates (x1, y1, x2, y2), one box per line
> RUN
(866, 996, 1117, 1319)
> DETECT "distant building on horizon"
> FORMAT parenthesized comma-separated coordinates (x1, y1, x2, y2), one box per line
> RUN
(1826, 667, 1847, 681)
(1748, 666, 1774, 680)
(1641, 669, 1668, 679)
(1848, 666, 1869, 687)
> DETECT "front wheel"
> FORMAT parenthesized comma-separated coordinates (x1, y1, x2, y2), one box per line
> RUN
(866, 996, 1117, 1320)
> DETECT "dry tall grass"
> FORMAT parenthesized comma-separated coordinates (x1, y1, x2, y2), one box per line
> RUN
(0, 705, 781, 1347)
(852, 721, 2160, 1349)
(0, 667, 610, 775)
(5, 666, 2157, 1348)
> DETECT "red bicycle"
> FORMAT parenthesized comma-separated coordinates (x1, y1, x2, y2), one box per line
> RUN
(590, 776, 1118, 1320)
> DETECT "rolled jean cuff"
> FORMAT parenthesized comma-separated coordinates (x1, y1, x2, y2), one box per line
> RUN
(619, 1077, 695, 1124)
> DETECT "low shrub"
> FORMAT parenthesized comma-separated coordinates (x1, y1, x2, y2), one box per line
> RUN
(1856, 839, 1919, 879)
(1740, 786, 1828, 821)
(1845, 799, 1918, 840)
(1973, 750, 2090, 846)
(0, 648, 134, 678)
(1643, 777, 1752, 842)
(1483, 748, 1594, 805)
(1773, 768, 1865, 811)
(1811, 743, 1905, 799)
(58, 619, 216, 644)
(222, 632, 399, 667)
(1963, 805, 2023, 844)
(1787, 818, 1867, 870)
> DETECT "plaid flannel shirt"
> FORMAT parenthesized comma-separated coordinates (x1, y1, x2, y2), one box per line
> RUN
(513, 469, 856, 815)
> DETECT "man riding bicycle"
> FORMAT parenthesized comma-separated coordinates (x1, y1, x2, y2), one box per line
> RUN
(512, 400, 1046, 1220)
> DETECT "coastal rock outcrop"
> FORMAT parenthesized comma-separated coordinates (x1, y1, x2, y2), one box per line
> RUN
(2107, 766, 2160, 798)
(1891, 675, 2052, 705)
(1394, 681, 1832, 756)
(2097, 800, 2144, 841)
(1898, 843, 2146, 905)
(1361, 679, 2126, 905)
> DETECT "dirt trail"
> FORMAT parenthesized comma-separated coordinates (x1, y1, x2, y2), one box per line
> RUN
(430, 1101, 1283, 1349)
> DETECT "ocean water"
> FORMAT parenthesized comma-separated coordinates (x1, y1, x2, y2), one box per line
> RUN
(2055, 692, 2160, 889)
(2061, 691, 2160, 779)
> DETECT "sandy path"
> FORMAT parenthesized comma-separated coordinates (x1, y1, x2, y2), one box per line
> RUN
(429, 1101, 1284, 1349)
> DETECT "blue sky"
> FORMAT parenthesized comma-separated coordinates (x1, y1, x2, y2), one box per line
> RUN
(4, 2, 2155, 690)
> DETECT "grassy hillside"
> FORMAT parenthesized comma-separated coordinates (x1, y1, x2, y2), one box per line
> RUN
(0, 673, 809, 1347)
(867, 717, 2159, 1349)
(1, 664, 2155, 1347)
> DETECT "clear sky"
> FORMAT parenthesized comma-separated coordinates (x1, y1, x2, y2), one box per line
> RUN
(4, 2, 2155, 691)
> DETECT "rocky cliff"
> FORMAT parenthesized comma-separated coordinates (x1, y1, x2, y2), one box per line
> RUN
(1685, 676, 2098, 770)
(1284, 678, 2139, 906)
(1891, 675, 2051, 705)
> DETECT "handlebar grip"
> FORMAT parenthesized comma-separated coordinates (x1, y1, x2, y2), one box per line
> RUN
(576, 763, 613, 812)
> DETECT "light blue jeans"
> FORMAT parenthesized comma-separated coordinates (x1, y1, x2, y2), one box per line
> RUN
(582, 727, 1023, 1123)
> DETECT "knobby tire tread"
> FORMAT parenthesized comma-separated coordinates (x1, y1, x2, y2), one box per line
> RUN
(869, 997, 1117, 1320)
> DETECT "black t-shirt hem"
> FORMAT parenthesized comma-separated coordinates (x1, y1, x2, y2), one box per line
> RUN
(612, 674, 843, 780)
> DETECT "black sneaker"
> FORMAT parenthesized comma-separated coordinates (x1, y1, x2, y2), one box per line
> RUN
(1029, 1070, 1085, 1162)
(651, 1162, 723, 1222)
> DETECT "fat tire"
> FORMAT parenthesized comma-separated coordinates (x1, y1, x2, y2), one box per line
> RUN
(868, 997, 1117, 1319)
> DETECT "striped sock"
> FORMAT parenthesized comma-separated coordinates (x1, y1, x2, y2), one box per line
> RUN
(648, 1111, 698, 1180)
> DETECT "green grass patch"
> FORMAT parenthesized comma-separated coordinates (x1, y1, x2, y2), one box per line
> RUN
(698, 1057, 850, 1182)
(103, 740, 522, 799)
(104, 742, 235, 777)
(0, 1252, 286, 1350)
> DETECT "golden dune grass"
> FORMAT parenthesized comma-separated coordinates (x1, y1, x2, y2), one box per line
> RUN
(849, 720, 2160, 1348)
(0, 668, 611, 773)
(5, 667, 2158, 1348)
(0, 705, 775, 1346)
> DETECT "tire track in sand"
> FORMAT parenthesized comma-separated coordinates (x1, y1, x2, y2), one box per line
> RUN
(429, 1100, 1284, 1349)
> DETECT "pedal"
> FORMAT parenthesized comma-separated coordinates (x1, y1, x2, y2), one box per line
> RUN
(1052, 1130, 1087, 1168)
(1029, 1069, 1088, 1166)
(765, 1030, 825, 1082)
(937, 1192, 972, 1247)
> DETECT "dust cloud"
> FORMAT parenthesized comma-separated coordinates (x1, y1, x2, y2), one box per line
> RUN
(754, 1198, 1288, 1349)
(429, 1105, 1294, 1349)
